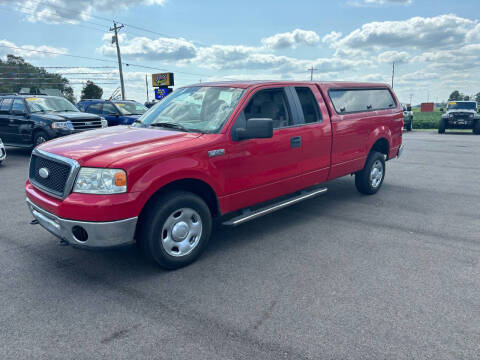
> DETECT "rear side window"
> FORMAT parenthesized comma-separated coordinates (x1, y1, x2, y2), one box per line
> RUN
(86, 103, 102, 114)
(295, 87, 322, 123)
(244, 88, 291, 129)
(0, 98, 13, 113)
(12, 99, 26, 112)
(329, 89, 396, 114)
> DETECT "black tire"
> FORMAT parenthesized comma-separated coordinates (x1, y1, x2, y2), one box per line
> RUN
(355, 151, 386, 195)
(438, 119, 446, 134)
(138, 190, 212, 270)
(33, 131, 49, 147)
(473, 120, 480, 135)
(405, 122, 412, 131)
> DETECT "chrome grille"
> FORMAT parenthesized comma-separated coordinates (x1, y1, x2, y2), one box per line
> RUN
(69, 118, 103, 130)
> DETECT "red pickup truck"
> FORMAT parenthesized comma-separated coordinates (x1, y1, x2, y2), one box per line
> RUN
(26, 81, 403, 269)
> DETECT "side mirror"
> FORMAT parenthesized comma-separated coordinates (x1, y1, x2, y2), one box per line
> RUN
(439, 108, 444, 112)
(235, 118, 273, 140)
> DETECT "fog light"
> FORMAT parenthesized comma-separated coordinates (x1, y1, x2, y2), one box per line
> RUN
(72, 226, 88, 242)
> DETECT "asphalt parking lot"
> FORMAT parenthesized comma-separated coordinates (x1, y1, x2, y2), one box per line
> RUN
(0, 131, 479, 359)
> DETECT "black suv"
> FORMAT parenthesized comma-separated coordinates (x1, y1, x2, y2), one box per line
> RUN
(0, 95, 107, 147)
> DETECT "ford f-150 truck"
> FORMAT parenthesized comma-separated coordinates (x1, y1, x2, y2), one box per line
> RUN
(26, 81, 404, 269)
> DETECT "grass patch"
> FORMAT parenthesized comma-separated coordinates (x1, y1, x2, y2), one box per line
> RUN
(413, 111, 442, 129)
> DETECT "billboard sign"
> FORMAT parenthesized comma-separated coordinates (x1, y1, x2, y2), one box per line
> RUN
(152, 72, 174, 87)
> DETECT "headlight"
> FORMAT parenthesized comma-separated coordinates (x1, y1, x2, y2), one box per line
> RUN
(449, 113, 454, 118)
(52, 121, 74, 130)
(469, 114, 474, 119)
(100, 117, 108, 128)
(73, 168, 127, 194)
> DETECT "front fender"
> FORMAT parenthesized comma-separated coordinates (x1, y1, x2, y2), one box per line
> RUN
(128, 155, 223, 214)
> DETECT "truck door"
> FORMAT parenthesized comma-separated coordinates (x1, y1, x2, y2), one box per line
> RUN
(0, 98, 14, 143)
(290, 86, 332, 182)
(10, 98, 32, 145)
(220, 86, 315, 211)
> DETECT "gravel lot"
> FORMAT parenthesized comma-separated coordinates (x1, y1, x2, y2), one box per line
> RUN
(0, 131, 479, 359)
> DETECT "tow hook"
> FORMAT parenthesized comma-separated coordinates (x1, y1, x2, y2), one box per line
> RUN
(30, 219, 39, 225)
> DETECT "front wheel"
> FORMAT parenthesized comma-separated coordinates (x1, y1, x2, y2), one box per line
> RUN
(33, 131, 49, 147)
(438, 119, 446, 134)
(138, 191, 212, 270)
(473, 120, 480, 135)
(355, 151, 386, 195)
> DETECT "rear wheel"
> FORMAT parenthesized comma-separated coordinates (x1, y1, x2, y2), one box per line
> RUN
(355, 151, 386, 195)
(138, 191, 212, 270)
(438, 119, 446, 134)
(405, 122, 412, 131)
(33, 131, 49, 147)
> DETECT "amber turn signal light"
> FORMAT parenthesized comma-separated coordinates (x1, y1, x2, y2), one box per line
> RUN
(114, 172, 127, 186)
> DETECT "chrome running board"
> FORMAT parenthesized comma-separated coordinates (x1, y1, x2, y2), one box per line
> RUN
(222, 187, 328, 227)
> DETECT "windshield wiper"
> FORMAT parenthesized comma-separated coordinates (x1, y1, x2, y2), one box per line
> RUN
(150, 122, 191, 132)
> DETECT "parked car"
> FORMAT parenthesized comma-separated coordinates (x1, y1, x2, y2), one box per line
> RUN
(26, 81, 403, 269)
(439, 101, 480, 134)
(402, 104, 413, 131)
(0, 137, 5, 164)
(0, 95, 107, 148)
(77, 99, 147, 126)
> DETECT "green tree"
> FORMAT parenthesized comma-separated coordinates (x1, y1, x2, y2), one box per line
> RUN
(80, 81, 103, 100)
(0, 55, 74, 102)
(448, 90, 464, 101)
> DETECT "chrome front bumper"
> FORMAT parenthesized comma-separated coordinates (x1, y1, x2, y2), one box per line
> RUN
(26, 198, 137, 249)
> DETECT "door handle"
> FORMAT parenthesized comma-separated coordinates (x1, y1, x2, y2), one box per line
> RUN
(290, 136, 301, 148)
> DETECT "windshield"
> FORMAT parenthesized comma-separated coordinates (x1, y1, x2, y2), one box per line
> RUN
(134, 86, 245, 133)
(26, 97, 79, 113)
(447, 101, 477, 110)
(114, 101, 147, 115)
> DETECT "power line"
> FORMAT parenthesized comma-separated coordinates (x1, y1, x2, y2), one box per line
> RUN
(0, 44, 209, 78)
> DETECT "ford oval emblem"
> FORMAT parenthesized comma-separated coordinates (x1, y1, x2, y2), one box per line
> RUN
(39, 167, 50, 179)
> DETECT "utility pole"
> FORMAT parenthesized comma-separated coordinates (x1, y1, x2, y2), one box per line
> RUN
(145, 74, 149, 102)
(110, 22, 126, 100)
(391, 62, 395, 89)
(409, 93, 413, 105)
(308, 67, 318, 81)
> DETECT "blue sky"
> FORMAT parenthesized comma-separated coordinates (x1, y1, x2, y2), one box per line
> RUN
(1, 0, 479, 104)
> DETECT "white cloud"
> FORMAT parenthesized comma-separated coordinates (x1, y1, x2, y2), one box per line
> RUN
(0, 39, 67, 59)
(322, 31, 343, 45)
(98, 34, 197, 61)
(261, 29, 320, 49)
(348, 0, 412, 6)
(377, 50, 410, 64)
(333, 14, 477, 51)
(3, 0, 166, 23)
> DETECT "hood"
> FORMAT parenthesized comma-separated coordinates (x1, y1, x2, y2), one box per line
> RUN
(446, 109, 476, 114)
(38, 125, 202, 167)
(35, 111, 101, 121)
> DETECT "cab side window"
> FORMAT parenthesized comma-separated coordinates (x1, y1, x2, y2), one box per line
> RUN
(102, 103, 117, 115)
(86, 103, 102, 114)
(12, 99, 26, 113)
(244, 88, 291, 129)
(295, 87, 322, 123)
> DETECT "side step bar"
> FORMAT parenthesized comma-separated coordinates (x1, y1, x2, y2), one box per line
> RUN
(222, 187, 328, 227)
